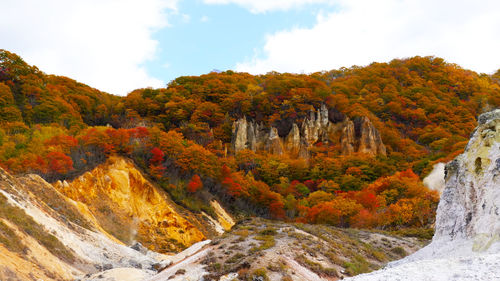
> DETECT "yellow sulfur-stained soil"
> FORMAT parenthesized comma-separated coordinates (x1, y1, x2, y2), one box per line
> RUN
(53, 156, 206, 252)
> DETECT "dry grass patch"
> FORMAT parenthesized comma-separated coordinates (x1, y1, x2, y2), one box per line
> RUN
(296, 254, 338, 278)
(0, 220, 25, 253)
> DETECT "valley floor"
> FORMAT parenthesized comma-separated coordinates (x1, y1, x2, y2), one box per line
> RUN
(114, 218, 426, 281)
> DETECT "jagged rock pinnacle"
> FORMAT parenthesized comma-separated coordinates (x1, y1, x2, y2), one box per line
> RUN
(231, 105, 386, 158)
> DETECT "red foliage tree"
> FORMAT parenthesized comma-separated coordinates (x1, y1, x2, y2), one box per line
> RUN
(149, 147, 165, 178)
(46, 151, 73, 175)
(269, 199, 286, 219)
(130, 126, 149, 139)
(307, 197, 362, 227)
(106, 128, 131, 153)
(303, 179, 317, 191)
(187, 174, 203, 193)
(221, 171, 249, 197)
(351, 209, 381, 228)
(350, 190, 383, 211)
(44, 135, 78, 152)
(150, 147, 165, 166)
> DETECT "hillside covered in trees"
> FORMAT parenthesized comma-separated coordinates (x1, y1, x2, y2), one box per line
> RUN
(1, 49, 499, 231)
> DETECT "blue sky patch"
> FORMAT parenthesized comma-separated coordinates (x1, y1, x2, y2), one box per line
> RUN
(146, 0, 330, 84)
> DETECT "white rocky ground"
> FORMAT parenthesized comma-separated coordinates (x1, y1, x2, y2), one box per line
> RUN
(348, 109, 500, 281)
(80, 268, 155, 281)
(80, 240, 213, 281)
(348, 253, 500, 281)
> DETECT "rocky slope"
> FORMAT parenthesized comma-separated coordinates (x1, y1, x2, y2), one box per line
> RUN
(232, 104, 386, 158)
(348, 109, 500, 281)
(0, 165, 161, 280)
(0, 156, 234, 281)
(140, 218, 425, 281)
(53, 156, 209, 252)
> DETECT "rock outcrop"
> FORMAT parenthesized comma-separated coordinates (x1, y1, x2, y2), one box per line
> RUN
(399, 109, 500, 258)
(348, 109, 500, 281)
(232, 104, 386, 157)
(434, 109, 500, 246)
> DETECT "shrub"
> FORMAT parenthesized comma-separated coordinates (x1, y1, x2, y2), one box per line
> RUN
(392, 228, 434, 240)
(249, 268, 270, 281)
(254, 235, 276, 250)
(343, 254, 371, 276)
(227, 253, 245, 264)
(259, 227, 277, 236)
(187, 174, 203, 193)
(391, 246, 407, 257)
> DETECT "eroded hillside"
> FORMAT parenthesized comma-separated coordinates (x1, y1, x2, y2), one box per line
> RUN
(0, 156, 234, 281)
(53, 156, 208, 252)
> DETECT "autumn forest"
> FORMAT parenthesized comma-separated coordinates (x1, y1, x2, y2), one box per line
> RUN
(1, 49, 499, 232)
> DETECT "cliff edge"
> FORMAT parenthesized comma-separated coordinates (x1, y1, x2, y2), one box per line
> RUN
(232, 104, 386, 158)
(348, 109, 500, 281)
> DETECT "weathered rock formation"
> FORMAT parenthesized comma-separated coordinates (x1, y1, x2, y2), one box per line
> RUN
(232, 104, 386, 157)
(347, 109, 500, 281)
(434, 109, 500, 246)
(406, 109, 500, 258)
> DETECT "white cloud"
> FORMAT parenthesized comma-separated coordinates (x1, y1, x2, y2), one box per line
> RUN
(203, 0, 334, 13)
(0, 0, 177, 96)
(200, 15, 210, 22)
(181, 13, 191, 23)
(236, 0, 500, 75)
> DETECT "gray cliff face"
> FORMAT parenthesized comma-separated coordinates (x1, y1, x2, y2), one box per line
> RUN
(385, 109, 500, 269)
(434, 109, 500, 247)
(356, 116, 387, 156)
(341, 119, 356, 155)
(231, 104, 387, 158)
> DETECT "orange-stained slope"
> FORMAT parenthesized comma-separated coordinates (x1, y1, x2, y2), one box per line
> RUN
(54, 156, 207, 252)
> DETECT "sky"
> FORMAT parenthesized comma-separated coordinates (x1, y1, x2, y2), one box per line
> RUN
(1, 0, 500, 96)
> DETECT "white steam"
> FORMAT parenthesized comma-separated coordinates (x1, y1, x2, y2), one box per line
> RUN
(423, 163, 446, 194)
